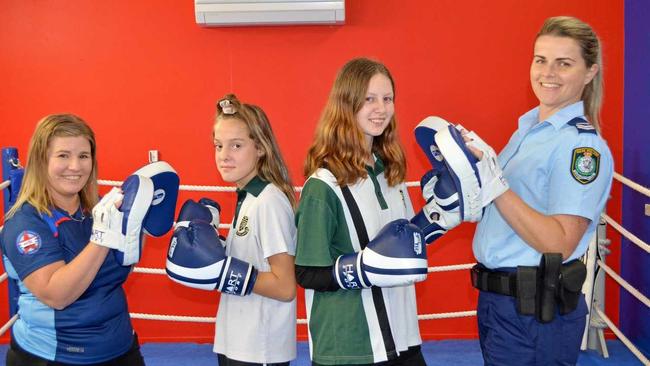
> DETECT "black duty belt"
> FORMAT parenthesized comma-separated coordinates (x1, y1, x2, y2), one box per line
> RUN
(470, 253, 587, 323)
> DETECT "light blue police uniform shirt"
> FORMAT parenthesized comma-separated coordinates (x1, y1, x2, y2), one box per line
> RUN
(473, 101, 613, 269)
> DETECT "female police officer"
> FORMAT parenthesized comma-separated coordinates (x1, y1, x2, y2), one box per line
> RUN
(467, 16, 614, 366)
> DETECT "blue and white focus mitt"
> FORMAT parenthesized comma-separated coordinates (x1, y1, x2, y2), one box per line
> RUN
(91, 174, 154, 265)
(415, 116, 482, 222)
(132, 161, 180, 237)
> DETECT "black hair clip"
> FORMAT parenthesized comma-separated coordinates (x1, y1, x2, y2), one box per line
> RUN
(219, 99, 236, 115)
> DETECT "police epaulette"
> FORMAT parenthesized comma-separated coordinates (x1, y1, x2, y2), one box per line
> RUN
(567, 117, 597, 134)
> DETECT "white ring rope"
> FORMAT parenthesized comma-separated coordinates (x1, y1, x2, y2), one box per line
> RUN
(103, 173, 650, 196)
(180, 184, 235, 193)
(99, 180, 304, 193)
(596, 260, 650, 308)
(96, 179, 122, 187)
(613, 172, 650, 198)
(0, 180, 9, 190)
(592, 304, 650, 365)
(0, 314, 18, 337)
(132, 267, 166, 275)
(0, 273, 7, 284)
(97, 172, 649, 196)
(130, 313, 215, 323)
(428, 263, 475, 272)
(601, 213, 650, 254)
(127, 311, 477, 325)
(418, 310, 476, 320)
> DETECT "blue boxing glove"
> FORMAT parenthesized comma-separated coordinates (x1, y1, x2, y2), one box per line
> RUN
(333, 219, 427, 289)
(133, 161, 180, 237)
(175, 198, 224, 245)
(197, 198, 221, 230)
(91, 174, 154, 265)
(166, 220, 257, 296)
(175, 198, 221, 231)
(411, 168, 461, 244)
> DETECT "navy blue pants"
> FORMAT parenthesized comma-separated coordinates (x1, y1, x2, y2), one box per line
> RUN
(477, 291, 588, 366)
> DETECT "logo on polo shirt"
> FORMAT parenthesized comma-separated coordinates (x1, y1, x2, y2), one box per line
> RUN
(16, 231, 42, 255)
(236, 216, 250, 236)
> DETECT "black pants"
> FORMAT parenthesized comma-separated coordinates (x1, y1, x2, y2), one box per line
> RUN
(6, 333, 146, 366)
(217, 353, 290, 366)
(312, 345, 427, 366)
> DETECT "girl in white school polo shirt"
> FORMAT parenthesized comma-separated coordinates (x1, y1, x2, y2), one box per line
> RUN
(212, 94, 297, 366)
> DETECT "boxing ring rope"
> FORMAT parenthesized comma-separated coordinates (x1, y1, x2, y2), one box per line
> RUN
(128, 310, 480, 324)
(128, 263, 480, 324)
(96, 181, 421, 192)
(580, 173, 649, 363)
(613, 172, 650, 197)
(592, 304, 650, 364)
(1, 170, 649, 364)
(596, 261, 650, 308)
(601, 213, 650, 253)
(0, 314, 17, 338)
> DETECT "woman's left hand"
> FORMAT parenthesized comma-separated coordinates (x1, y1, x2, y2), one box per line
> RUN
(461, 129, 484, 160)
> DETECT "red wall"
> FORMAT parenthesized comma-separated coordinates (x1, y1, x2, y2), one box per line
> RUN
(0, 1, 624, 343)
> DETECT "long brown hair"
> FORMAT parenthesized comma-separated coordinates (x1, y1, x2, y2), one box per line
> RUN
(304, 57, 406, 186)
(215, 94, 297, 209)
(7, 114, 98, 218)
(537, 16, 603, 132)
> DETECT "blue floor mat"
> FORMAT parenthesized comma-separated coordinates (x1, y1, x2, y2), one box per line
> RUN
(0, 340, 644, 365)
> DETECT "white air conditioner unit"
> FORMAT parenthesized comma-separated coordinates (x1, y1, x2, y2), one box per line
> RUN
(195, 0, 345, 26)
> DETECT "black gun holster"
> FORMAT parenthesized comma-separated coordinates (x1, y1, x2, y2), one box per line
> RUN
(536, 253, 563, 323)
(517, 254, 586, 323)
(558, 259, 587, 315)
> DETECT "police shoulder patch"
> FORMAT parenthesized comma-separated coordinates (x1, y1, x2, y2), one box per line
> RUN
(571, 147, 600, 184)
(16, 230, 42, 255)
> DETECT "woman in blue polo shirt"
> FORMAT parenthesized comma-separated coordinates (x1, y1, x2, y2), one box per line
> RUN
(1, 114, 145, 365)
(468, 16, 614, 366)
